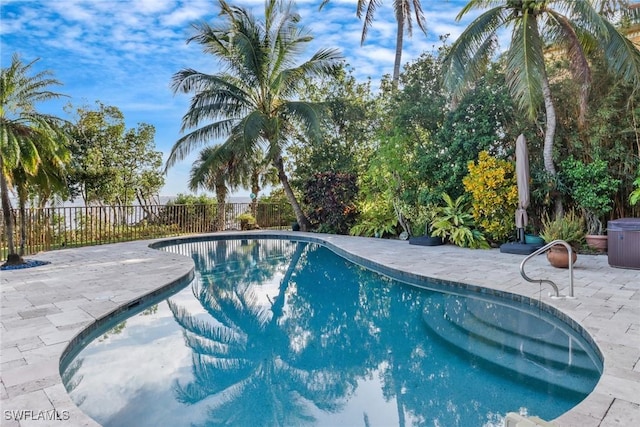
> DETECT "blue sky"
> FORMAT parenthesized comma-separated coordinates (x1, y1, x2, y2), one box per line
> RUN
(1, 0, 476, 198)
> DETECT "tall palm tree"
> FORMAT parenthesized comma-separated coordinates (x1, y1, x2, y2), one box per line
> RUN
(1, 54, 69, 264)
(167, 0, 343, 232)
(321, 0, 427, 87)
(443, 0, 640, 215)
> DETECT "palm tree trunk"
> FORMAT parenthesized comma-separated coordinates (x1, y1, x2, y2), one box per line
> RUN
(18, 186, 27, 256)
(541, 70, 563, 217)
(271, 242, 305, 318)
(251, 172, 260, 218)
(392, 13, 405, 88)
(272, 154, 311, 231)
(0, 162, 21, 264)
(215, 183, 227, 231)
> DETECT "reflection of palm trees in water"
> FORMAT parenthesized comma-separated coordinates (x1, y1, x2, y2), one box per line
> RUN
(168, 239, 507, 426)
(168, 240, 350, 427)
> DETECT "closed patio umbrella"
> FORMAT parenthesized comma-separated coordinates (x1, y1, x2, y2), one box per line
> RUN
(515, 134, 530, 243)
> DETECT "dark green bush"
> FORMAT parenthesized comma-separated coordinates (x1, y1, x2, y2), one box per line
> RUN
(303, 172, 358, 234)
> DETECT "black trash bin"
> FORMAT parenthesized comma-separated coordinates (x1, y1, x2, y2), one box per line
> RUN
(607, 218, 640, 269)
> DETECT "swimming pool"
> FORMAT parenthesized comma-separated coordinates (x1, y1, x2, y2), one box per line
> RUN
(61, 237, 602, 427)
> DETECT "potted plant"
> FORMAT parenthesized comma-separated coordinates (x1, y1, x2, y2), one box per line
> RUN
(409, 204, 445, 246)
(561, 157, 620, 252)
(524, 233, 545, 245)
(237, 213, 257, 231)
(540, 210, 585, 268)
(524, 224, 545, 245)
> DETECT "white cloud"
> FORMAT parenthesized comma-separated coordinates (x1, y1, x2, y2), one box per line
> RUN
(160, 0, 211, 27)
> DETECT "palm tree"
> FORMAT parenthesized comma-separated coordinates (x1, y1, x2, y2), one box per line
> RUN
(12, 136, 69, 255)
(1, 53, 69, 264)
(443, 0, 640, 215)
(189, 145, 248, 230)
(245, 152, 279, 217)
(167, 0, 343, 232)
(321, 0, 427, 87)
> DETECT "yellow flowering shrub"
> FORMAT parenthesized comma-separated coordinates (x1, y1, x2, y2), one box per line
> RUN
(463, 151, 518, 242)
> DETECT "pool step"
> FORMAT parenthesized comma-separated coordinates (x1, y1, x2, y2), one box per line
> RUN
(445, 299, 597, 374)
(422, 295, 600, 397)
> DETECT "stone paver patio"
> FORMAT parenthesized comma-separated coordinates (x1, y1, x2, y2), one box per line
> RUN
(1, 231, 638, 426)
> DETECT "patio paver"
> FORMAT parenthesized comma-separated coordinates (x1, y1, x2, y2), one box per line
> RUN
(1, 231, 638, 426)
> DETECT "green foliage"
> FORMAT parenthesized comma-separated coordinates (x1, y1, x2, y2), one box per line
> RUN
(430, 193, 489, 249)
(631, 171, 640, 206)
(1, 53, 71, 260)
(236, 213, 256, 223)
(463, 151, 519, 242)
(404, 204, 439, 237)
(561, 54, 640, 219)
(237, 212, 257, 230)
(540, 210, 586, 248)
(169, 193, 216, 206)
(349, 201, 397, 238)
(257, 190, 296, 226)
(290, 65, 377, 189)
(384, 45, 449, 137)
(66, 102, 164, 207)
(303, 172, 358, 235)
(414, 61, 523, 205)
(560, 157, 620, 234)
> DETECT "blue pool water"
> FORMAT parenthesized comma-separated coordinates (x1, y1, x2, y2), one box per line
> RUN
(61, 238, 602, 427)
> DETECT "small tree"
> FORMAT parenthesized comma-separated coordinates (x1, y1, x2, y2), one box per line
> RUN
(560, 157, 620, 235)
(66, 102, 164, 209)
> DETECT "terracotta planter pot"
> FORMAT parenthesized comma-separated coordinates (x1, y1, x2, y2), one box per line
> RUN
(546, 245, 578, 268)
(585, 235, 608, 252)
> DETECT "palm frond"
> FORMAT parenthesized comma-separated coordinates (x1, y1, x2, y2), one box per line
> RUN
(167, 0, 341, 181)
(357, 0, 382, 44)
(456, 0, 507, 20)
(505, 12, 546, 120)
(558, 0, 609, 38)
(545, 10, 592, 126)
(280, 101, 321, 136)
(600, 18, 640, 87)
(443, 6, 507, 101)
(188, 145, 226, 192)
(164, 119, 236, 170)
(168, 299, 245, 347)
(411, 0, 428, 35)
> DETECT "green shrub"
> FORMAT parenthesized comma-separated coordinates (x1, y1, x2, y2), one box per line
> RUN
(463, 151, 518, 243)
(540, 210, 585, 248)
(431, 193, 489, 249)
(405, 204, 439, 237)
(560, 157, 620, 234)
(303, 172, 358, 234)
(349, 201, 397, 237)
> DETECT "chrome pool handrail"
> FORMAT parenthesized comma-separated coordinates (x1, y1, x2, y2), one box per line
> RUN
(519, 239, 575, 299)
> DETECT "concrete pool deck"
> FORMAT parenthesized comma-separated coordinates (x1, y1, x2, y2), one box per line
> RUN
(1, 231, 638, 426)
